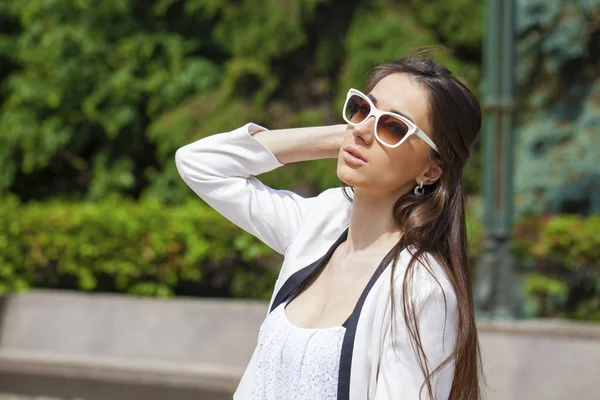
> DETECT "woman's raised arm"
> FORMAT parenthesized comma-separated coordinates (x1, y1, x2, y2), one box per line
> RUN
(175, 122, 345, 254)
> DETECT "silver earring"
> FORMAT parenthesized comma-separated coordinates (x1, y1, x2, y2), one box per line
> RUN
(414, 180, 425, 196)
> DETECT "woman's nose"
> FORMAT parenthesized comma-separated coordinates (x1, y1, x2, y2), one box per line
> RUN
(352, 116, 376, 144)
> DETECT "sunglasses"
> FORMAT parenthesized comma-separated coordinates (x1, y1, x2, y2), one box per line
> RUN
(342, 88, 439, 153)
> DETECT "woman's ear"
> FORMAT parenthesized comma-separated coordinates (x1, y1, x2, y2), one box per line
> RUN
(420, 160, 442, 185)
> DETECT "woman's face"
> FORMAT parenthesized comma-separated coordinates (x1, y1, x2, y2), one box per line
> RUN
(337, 73, 439, 197)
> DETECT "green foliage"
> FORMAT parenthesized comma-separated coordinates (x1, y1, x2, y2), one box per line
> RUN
(533, 215, 600, 272)
(515, 0, 600, 215)
(524, 215, 600, 320)
(338, 0, 481, 101)
(521, 273, 571, 319)
(0, 0, 222, 200)
(470, 212, 600, 321)
(145, 90, 340, 201)
(0, 194, 277, 299)
(0, 0, 337, 202)
(210, 0, 328, 60)
(406, 0, 483, 50)
(466, 197, 484, 262)
(0, 0, 484, 203)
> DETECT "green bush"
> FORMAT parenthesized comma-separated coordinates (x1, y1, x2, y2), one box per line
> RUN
(0, 194, 279, 299)
(471, 213, 600, 321)
(525, 215, 600, 321)
(533, 215, 600, 273)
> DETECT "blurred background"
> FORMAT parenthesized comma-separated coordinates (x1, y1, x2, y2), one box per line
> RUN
(0, 0, 598, 399)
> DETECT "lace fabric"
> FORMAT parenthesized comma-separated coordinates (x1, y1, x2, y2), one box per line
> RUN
(251, 301, 346, 399)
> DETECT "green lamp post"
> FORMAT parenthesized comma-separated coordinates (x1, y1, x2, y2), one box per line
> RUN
(474, 0, 522, 319)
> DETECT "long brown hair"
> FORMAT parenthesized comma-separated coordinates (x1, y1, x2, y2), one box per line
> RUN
(342, 54, 484, 399)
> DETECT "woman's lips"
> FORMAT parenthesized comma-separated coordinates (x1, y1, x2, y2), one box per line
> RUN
(343, 149, 367, 165)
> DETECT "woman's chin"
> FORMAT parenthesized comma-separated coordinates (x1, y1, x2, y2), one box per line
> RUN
(337, 166, 364, 187)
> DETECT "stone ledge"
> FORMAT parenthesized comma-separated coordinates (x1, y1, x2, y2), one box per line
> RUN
(477, 318, 600, 340)
(0, 290, 267, 368)
(0, 349, 242, 393)
(0, 373, 230, 400)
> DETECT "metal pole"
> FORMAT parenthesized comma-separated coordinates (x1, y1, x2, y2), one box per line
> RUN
(474, 0, 522, 319)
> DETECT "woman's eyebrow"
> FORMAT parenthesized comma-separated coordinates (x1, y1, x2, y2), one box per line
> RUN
(367, 93, 416, 123)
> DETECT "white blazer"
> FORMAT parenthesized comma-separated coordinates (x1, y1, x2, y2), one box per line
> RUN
(175, 123, 458, 399)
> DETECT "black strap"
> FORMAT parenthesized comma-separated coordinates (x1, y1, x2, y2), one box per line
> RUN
(337, 236, 407, 400)
(269, 227, 349, 314)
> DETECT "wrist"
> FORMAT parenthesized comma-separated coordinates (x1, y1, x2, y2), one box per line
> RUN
(324, 124, 347, 158)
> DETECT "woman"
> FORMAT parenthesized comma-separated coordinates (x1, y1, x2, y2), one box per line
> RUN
(175, 55, 484, 399)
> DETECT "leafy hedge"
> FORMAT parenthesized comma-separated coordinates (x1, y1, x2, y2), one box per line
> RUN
(513, 214, 600, 321)
(0, 194, 279, 299)
(1, 196, 598, 321)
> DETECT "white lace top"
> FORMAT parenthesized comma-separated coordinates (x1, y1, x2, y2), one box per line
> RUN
(251, 301, 347, 399)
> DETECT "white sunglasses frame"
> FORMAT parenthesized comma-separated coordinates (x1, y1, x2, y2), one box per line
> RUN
(342, 88, 439, 153)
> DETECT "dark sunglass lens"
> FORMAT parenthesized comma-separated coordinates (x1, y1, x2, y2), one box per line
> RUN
(345, 95, 370, 123)
(378, 115, 409, 145)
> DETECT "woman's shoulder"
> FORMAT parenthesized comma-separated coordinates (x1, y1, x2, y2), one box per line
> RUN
(279, 186, 351, 263)
(391, 246, 457, 306)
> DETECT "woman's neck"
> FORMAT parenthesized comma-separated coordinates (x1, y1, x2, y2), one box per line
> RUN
(341, 188, 404, 259)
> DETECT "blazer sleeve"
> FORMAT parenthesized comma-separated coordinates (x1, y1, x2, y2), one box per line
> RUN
(175, 122, 316, 255)
(374, 278, 458, 400)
